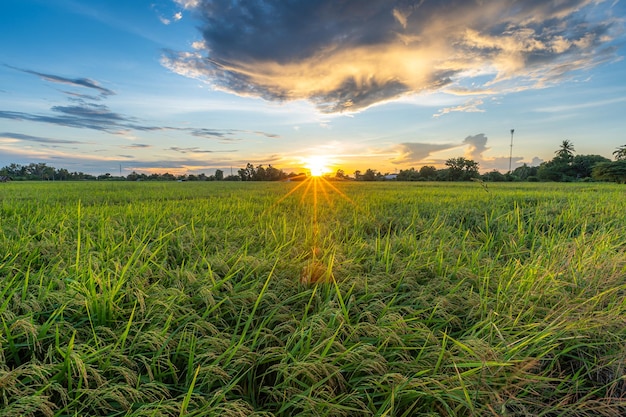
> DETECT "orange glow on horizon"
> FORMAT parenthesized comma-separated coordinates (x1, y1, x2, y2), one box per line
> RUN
(302, 155, 332, 177)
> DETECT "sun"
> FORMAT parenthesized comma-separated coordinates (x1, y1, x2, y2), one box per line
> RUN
(304, 155, 330, 177)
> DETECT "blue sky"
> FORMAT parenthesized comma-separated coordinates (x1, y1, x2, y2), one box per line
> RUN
(1, 0, 625, 176)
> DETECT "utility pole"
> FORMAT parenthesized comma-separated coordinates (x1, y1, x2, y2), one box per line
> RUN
(508, 129, 515, 173)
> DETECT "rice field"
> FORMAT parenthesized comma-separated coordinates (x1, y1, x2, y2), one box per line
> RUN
(1, 180, 625, 416)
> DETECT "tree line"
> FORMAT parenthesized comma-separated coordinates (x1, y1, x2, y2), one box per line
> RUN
(2, 143, 625, 183)
(0, 162, 302, 182)
(351, 142, 626, 184)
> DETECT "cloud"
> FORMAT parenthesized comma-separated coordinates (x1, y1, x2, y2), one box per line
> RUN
(0, 105, 141, 133)
(9, 66, 115, 97)
(0, 141, 237, 175)
(52, 103, 129, 122)
(390, 133, 542, 172)
(163, 0, 622, 113)
(463, 134, 489, 160)
(174, 0, 200, 9)
(392, 142, 459, 164)
(63, 91, 104, 101)
(153, 2, 185, 25)
(461, 133, 542, 171)
(434, 99, 486, 118)
(121, 143, 152, 149)
(169, 146, 235, 154)
(4, 67, 283, 141)
(0, 132, 85, 144)
(189, 128, 235, 139)
(189, 128, 279, 141)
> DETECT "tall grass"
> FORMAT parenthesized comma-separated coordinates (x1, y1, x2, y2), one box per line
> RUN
(0, 180, 624, 416)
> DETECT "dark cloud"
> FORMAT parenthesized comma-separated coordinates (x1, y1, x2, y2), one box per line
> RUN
(0, 132, 85, 144)
(164, 0, 622, 113)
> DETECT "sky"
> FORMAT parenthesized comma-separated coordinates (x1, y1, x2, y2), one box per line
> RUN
(1, 0, 625, 176)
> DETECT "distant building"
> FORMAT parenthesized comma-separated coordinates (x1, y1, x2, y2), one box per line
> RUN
(384, 174, 398, 180)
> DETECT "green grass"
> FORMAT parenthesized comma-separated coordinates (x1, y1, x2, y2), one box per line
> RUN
(1, 180, 625, 416)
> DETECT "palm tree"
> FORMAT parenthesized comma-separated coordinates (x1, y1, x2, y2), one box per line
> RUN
(613, 144, 626, 161)
(555, 140, 575, 161)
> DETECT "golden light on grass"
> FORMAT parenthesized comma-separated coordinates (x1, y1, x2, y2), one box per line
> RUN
(263, 167, 357, 285)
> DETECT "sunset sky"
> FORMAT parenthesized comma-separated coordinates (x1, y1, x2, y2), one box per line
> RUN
(1, 0, 625, 176)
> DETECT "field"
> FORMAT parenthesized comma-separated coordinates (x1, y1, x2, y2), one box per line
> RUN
(1, 180, 625, 416)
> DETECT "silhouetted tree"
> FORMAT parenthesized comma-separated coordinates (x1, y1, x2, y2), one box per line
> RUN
(361, 168, 378, 181)
(613, 145, 626, 161)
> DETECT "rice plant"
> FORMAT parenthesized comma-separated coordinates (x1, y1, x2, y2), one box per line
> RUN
(0, 180, 624, 416)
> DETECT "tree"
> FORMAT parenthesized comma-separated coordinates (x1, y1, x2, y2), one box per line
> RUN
(555, 140, 575, 162)
(419, 165, 438, 181)
(613, 145, 626, 161)
(538, 141, 578, 181)
(444, 157, 480, 181)
(215, 169, 224, 181)
(592, 160, 626, 183)
(238, 163, 255, 181)
(511, 163, 538, 181)
(482, 170, 506, 182)
(253, 165, 267, 181)
(56, 168, 70, 180)
(361, 168, 378, 181)
(265, 165, 285, 181)
(396, 167, 419, 181)
(571, 154, 611, 179)
(537, 160, 571, 182)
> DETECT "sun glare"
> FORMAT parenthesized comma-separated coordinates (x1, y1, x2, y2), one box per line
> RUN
(305, 155, 330, 177)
